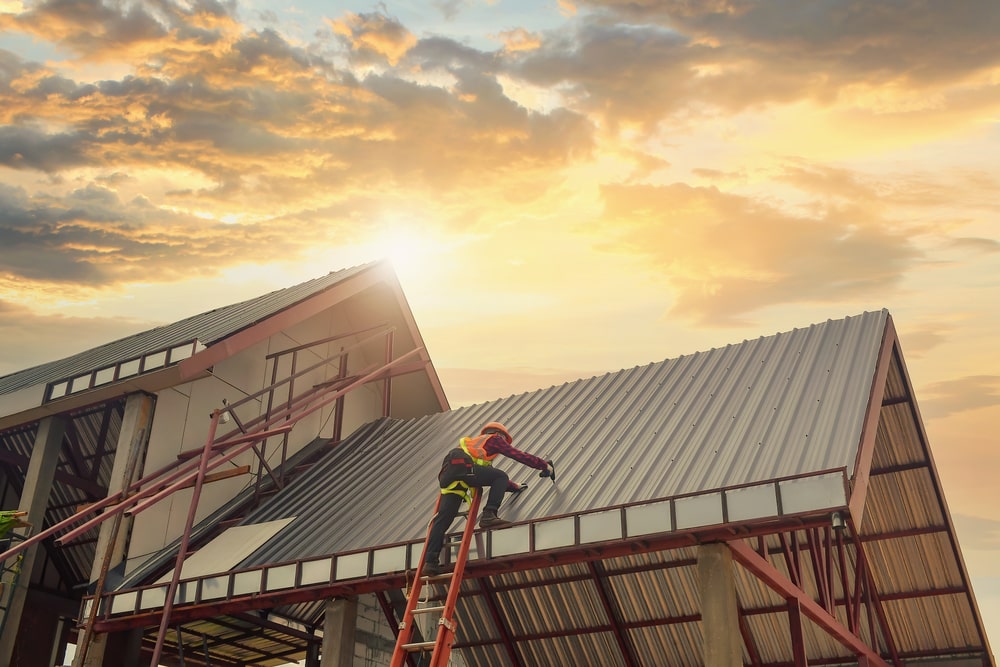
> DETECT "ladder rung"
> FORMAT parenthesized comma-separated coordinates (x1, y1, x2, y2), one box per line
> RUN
(422, 572, 452, 582)
(403, 641, 436, 652)
(412, 605, 446, 615)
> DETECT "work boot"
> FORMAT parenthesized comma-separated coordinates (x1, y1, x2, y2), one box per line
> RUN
(479, 509, 511, 529)
(422, 561, 444, 577)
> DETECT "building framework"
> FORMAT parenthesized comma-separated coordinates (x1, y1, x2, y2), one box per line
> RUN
(0, 270, 994, 667)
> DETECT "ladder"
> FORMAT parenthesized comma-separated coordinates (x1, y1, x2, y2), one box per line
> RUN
(390, 489, 483, 667)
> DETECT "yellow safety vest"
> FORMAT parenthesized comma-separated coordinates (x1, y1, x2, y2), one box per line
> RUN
(440, 435, 498, 502)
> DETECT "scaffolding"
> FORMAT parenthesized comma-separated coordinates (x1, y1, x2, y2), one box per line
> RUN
(0, 324, 423, 666)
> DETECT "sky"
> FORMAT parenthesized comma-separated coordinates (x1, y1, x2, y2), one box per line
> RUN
(1, 0, 999, 657)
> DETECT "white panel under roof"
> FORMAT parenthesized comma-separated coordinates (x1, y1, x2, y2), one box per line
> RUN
(154, 517, 295, 583)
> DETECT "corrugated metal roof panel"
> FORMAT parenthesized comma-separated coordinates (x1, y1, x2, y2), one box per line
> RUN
(0, 262, 375, 397)
(241, 310, 889, 563)
(629, 623, 701, 667)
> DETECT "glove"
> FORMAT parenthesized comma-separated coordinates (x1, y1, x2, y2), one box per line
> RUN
(539, 460, 555, 481)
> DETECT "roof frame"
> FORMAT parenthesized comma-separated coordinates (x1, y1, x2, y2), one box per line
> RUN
(727, 538, 891, 666)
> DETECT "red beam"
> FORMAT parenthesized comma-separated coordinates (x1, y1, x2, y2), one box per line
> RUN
(849, 316, 895, 523)
(728, 539, 889, 666)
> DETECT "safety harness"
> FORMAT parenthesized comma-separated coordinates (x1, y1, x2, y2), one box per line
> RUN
(439, 435, 498, 503)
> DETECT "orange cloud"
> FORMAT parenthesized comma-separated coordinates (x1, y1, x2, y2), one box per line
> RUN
(592, 182, 921, 325)
(496, 28, 542, 53)
(328, 11, 417, 66)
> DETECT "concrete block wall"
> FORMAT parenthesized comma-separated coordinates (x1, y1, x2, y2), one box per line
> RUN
(349, 593, 468, 667)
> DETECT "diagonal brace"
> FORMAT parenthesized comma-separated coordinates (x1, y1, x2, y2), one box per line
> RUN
(727, 539, 890, 667)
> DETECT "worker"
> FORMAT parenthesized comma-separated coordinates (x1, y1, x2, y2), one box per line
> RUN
(422, 421, 554, 576)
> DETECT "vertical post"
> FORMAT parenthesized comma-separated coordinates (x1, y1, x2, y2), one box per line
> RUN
(382, 331, 394, 416)
(332, 352, 348, 443)
(76, 393, 154, 667)
(304, 629, 320, 667)
(788, 599, 808, 666)
(0, 415, 66, 666)
(148, 411, 223, 667)
(320, 596, 358, 667)
(698, 542, 742, 667)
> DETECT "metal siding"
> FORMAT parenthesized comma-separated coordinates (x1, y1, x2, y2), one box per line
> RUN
(496, 578, 604, 636)
(628, 622, 703, 667)
(882, 594, 983, 653)
(610, 566, 699, 621)
(865, 531, 965, 594)
(519, 633, 626, 667)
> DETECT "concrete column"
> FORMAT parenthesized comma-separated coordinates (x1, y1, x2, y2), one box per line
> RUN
(698, 542, 742, 667)
(77, 393, 154, 667)
(0, 415, 66, 667)
(320, 596, 358, 667)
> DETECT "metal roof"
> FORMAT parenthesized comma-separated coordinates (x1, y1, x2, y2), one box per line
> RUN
(92, 309, 995, 666)
(241, 309, 888, 560)
(0, 262, 375, 398)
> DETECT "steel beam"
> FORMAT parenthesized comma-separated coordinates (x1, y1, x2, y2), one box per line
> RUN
(728, 539, 889, 666)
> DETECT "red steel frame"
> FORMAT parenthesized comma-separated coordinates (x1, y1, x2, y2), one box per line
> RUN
(82, 493, 925, 666)
(0, 324, 424, 666)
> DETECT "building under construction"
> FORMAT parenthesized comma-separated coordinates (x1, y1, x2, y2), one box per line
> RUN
(0, 260, 994, 666)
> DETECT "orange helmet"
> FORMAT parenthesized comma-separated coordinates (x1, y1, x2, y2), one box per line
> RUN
(480, 421, 512, 443)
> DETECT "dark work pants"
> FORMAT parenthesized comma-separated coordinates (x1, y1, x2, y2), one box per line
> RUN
(424, 465, 509, 565)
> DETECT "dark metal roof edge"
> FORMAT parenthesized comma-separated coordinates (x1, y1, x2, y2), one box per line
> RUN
(0, 261, 380, 399)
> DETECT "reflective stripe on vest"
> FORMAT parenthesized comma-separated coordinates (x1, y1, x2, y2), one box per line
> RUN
(460, 435, 499, 466)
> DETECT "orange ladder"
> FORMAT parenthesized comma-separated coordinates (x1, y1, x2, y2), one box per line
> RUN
(390, 489, 482, 667)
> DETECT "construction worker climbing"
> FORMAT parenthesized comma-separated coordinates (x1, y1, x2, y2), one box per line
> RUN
(423, 421, 554, 576)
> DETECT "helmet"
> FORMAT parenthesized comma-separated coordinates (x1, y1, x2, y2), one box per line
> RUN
(480, 421, 512, 443)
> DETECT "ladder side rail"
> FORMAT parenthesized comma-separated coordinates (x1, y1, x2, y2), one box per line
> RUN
(389, 494, 444, 667)
(429, 490, 482, 667)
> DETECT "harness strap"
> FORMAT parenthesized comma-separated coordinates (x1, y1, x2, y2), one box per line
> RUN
(441, 480, 472, 503)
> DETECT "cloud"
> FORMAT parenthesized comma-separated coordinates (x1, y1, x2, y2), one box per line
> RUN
(0, 0, 240, 61)
(0, 299, 155, 377)
(575, 0, 1000, 88)
(897, 324, 951, 357)
(0, 0, 994, 320)
(590, 181, 921, 325)
(495, 28, 542, 54)
(952, 513, 1000, 552)
(328, 11, 417, 66)
(918, 375, 1000, 419)
(511, 23, 697, 131)
(0, 181, 323, 288)
(507, 1, 1000, 132)
(0, 4, 599, 297)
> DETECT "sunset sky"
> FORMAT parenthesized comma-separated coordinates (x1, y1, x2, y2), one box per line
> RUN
(1, 0, 998, 652)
